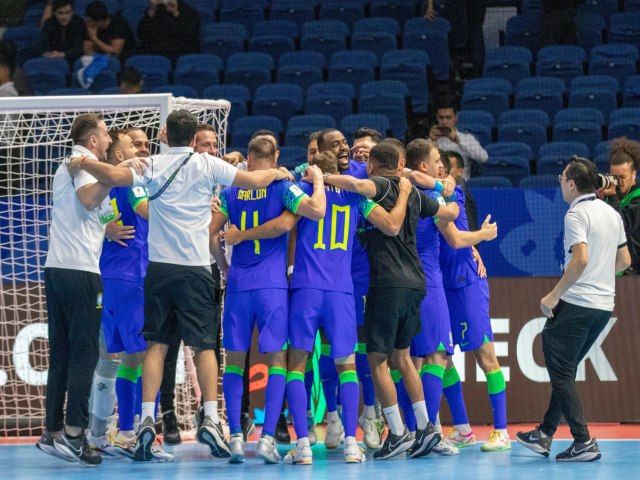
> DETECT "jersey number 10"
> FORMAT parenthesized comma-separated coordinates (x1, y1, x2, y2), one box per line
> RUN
(314, 204, 350, 251)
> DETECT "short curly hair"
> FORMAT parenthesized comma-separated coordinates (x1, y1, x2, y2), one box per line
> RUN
(610, 137, 640, 171)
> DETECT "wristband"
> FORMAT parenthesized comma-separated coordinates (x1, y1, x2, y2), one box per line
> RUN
(434, 179, 443, 193)
(287, 265, 294, 275)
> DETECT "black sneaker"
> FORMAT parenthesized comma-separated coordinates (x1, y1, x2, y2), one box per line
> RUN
(408, 422, 441, 458)
(134, 416, 156, 462)
(274, 413, 291, 444)
(197, 415, 231, 458)
(556, 438, 601, 462)
(36, 430, 74, 463)
(53, 431, 102, 467)
(240, 412, 256, 444)
(162, 410, 182, 445)
(373, 429, 415, 460)
(516, 428, 552, 457)
(194, 405, 204, 431)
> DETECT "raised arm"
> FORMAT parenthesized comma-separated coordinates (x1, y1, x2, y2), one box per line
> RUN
(67, 155, 141, 187)
(438, 214, 497, 249)
(294, 165, 326, 221)
(224, 210, 299, 245)
(365, 177, 411, 236)
(324, 173, 378, 198)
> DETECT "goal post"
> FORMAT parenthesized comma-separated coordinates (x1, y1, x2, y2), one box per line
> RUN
(0, 94, 230, 437)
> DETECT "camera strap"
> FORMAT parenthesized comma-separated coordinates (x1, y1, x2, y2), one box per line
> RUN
(149, 152, 194, 201)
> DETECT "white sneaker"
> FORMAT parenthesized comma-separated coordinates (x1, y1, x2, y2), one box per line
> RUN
(358, 414, 381, 450)
(344, 441, 366, 463)
(113, 432, 136, 459)
(150, 437, 175, 462)
(229, 433, 245, 463)
(325, 417, 344, 449)
(87, 432, 117, 456)
(432, 439, 460, 456)
(444, 428, 476, 448)
(284, 443, 313, 465)
(256, 434, 281, 464)
(480, 430, 511, 451)
(307, 414, 317, 447)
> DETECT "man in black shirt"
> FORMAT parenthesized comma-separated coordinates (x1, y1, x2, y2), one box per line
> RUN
(83, 1, 135, 61)
(324, 142, 458, 460)
(39, 0, 86, 65)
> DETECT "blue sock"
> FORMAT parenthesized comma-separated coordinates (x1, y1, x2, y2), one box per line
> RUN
(116, 365, 138, 431)
(356, 352, 375, 407)
(392, 370, 416, 432)
(319, 351, 339, 413)
(339, 370, 359, 438)
(263, 366, 287, 437)
(486, 369, 507, 430)
(421, 364, 445, 424)
(286, 371, 308, 439)
(304, 358, 314, 412)
(223, 365, 244, 434)
(443, 365, 469, 425)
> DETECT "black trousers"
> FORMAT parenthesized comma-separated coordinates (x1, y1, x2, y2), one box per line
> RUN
(159, 263, 223, 413)
(44, 267, 102, 431)
(540, 299, 611, 443)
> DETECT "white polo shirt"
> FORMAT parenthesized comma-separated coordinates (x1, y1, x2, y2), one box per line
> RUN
(45, 145, 111, 274)
(131, 147, 237, 266)
(561, 193, 627, 311)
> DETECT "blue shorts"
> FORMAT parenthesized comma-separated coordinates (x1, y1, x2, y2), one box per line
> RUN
(411, 286, 454, 357)
(223, 289, 288, 353)
(289, 288, 357, 358)
(353, 277, 368, 327)
(102, 278, 147, 354)
(445, 279, 493, 352)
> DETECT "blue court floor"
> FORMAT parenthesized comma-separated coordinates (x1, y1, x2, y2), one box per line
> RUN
(2, 440, 637, 480)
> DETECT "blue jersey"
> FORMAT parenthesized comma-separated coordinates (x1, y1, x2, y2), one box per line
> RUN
(221, 180, 307, 292)
(344, 160, 370, 287)
(416, 188, 445, 288)
(439, 185, 480, 290)
(291, 182, 376, 293)
(100, 186, 149, 281)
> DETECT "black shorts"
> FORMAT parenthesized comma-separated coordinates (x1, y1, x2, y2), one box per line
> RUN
(364, 287, 425, 354)
(143, 262, 218, 350)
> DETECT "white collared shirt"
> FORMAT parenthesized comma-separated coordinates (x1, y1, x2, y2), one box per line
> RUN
(437, 131, 489, 180)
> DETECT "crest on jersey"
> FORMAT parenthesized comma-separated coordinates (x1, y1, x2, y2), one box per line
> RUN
(132, 186, 147, 198)
(96, 293, 103, 308)
(290, 185, 304, 197)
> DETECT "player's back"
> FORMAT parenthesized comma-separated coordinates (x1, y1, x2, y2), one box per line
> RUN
(291, 183, 375, 293)
(416, 188, 444, 288)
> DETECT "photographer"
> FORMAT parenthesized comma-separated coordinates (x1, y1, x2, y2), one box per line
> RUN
(597, 137, 640, 275)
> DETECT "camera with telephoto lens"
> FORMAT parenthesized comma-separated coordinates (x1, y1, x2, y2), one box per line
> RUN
(597, 173, 619, 190)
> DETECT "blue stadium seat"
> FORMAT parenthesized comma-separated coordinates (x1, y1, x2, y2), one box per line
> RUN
(498, 122, 548, 158)
(609, 12, 640, 49)
(277, 51, 325, 92)
(483, 46, 532, 90)
(609, 119, 640, 141)
(519, 175, 560, 188)
(319, 2, 365, 27)
(173, 54, 223, 95)
(270, 3, 315, 30)
(593, 140, 612, 158)
(151, 85, 199, 97)
(571, 74, 620, 94)
(183, 0, 217, 23)
(576, 13, 605, 53)
(71, 55, 120, 93)
(328, 50, 378, 95)
(623, 75, 640, 106)
(403, 17, 451, 80)
(522, 0, 543, 14)
(248, 35, 295, 64)
(252, 20, 299, 40)
(461, 78, 511, 123)
(537, 141, 591, 174)
(49, 87, 90, 96)
(554, 108, 605, 126)
(232, 115, 283, 148)
(553, 121, 603, 152)
(515, 77, 566, 119)
(23, 58, 69, 95)
(467, 176, 514, 188)
(457, 110, 495, 146)
(499, 108, 549, 128)
(306, 82, 354, 124)
(481, 142, 533, 185)
(588, 43, 638, 86)
(568, 87, 617, 119)
(2, 26, 41, 65)
(202, 84, 250, 126)
(380, 49, 430, 112)
(124, 55, 172, 92)
(121, 0, 150, 34)
(359, 81, 409, 138)
(285, 115, 337, 147)
(219, 3, 265, 29)
(278, 146, 308, 170)
(300, 21, 349, 59)
(578, 0, 618, 23)
(536, 45, 587, 88)
(224, 52, 274, 94)
(609, 107, 640, 124)
(252, 83, 304, 124)
(340, 113, 391, 137)
(353, 17, 401, 36)
(351, 15, 401, 60)
(370, 0, 417, 25)
(504, 14, 541, 56)
(308, 82, 355, 101)
(200, 22, 247, 61)
(625, 0, 640, 10)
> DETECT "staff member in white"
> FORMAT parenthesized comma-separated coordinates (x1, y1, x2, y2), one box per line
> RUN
(65, 109, 292, 462)
(36, 112, 131, 467)
(517, 156, 631, 462)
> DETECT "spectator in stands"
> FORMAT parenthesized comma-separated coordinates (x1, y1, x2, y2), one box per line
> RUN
(598, 137, 640, 275)
(83, 0, 135, 60)
(540, 0, 578, 48)
(137, 0, 200, 63)
(442, 150, 478, 231)
(0, 0, 26, 32)
(429, 97, 488, 180)
(352, 127, 382, 163)
(39, 0, 86, 65)
(119, 66, 143, 94)
(0, 38, 30, 95)
(0, 51, 18, 97)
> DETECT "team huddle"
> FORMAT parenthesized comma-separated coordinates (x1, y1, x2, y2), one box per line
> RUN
(37, 110, 506, 468)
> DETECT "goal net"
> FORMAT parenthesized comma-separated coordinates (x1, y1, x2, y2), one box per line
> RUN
(0, 94, 230, 437)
